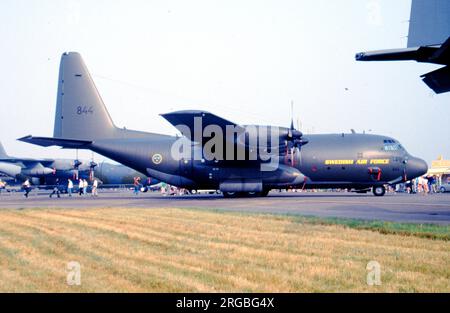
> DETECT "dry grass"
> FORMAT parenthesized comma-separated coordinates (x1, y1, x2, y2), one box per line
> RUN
(0, 207, 448, 292)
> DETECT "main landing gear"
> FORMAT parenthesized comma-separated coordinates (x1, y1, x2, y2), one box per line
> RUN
(372, 185, 386, 197)
(222, 190, 270, 198)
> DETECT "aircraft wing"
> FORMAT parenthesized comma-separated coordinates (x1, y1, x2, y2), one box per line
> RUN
(161, 110, 246, 142)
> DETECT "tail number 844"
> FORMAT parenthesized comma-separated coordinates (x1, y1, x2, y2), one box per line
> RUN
(76, 106, 94, 115)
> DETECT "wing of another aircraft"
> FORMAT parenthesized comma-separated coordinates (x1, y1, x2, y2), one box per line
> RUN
(356, 0, 450, 94)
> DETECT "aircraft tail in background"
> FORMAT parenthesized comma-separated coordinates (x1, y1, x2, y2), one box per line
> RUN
(356, 0, 450, 94)
(0, 142, 9, 159)
(408, 0, 450, 47)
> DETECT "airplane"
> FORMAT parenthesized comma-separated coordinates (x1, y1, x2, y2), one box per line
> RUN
(356, 0, 450, 94)
(19, 52, 428, 197)
(0, 141, 94, 185)
(0, 141, 155, 190)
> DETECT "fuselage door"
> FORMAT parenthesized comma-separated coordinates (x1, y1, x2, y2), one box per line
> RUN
(368, 167, 382, 181)
(179, 157, 192, 176)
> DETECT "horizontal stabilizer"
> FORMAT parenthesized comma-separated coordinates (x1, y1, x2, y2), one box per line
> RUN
(18, 136, 92, 149)
(355, 46, 443, 64)
(421, 66, 450, 94)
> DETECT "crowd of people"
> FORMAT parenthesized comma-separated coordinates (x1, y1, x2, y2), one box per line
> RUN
(13, 177, 101, 199)
(0, 174, 447, 198)
(404, 175, 442, 194)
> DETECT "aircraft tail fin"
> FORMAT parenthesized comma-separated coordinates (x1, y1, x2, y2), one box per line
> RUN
(0, 142, 9, 159)
(408, 0, 450, 47)
(54, 52, 117, 141)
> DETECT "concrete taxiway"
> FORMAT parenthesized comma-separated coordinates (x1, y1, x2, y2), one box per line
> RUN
(1, 190, 450, 225)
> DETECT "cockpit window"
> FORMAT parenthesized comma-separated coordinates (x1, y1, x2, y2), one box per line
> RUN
(383, 142, 404, 151)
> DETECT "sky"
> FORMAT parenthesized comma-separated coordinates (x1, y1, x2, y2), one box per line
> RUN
(0, 0, 449, 165)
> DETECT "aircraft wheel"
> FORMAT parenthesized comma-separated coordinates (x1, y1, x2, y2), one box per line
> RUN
(223, 191, 238, 198)
(372, 186, 386, 197)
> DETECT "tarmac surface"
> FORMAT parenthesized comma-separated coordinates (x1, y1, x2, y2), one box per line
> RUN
(1, 189, 450, 225)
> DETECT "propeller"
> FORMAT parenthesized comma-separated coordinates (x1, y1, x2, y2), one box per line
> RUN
(73, 149, 82, 180)
(89, 152, 97, 181)
(283, 102, 308, 166)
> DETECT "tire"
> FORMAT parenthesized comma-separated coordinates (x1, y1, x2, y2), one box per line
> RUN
(441, 187, 446, 193)
(223, 191, 237, 198)
(223, 190, 270, 198)
(372, 185, 386, 197)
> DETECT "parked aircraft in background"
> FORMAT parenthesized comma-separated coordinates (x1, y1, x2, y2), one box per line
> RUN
(0, 141, 94, 185)
(0, 141, 155, 189)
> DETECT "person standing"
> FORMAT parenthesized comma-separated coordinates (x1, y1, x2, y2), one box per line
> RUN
(91, 179, 98, 197)
(23, 179, 31, 198)
(0, 179, 5, 194)
(78, 178, 84, 196)
(49, 179, 61, 198)
(67, 179, 73, 197)
(133, 177, 141, 195)
(83, 179, 88, 195)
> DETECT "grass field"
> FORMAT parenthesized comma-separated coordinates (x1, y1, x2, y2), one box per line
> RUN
(0, 207, 448, 292)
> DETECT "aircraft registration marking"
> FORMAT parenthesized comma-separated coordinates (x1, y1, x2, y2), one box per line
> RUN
(324, 159, 389, 165)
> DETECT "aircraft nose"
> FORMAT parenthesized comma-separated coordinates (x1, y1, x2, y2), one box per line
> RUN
(406, 157, 428, 179)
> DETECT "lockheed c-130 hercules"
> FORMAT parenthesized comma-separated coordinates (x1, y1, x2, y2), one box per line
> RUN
(20, 52, 428, 197)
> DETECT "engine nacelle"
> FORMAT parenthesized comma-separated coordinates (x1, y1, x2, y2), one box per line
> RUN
(22, 166, 54, 177)
(0, 162, 21, 178)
